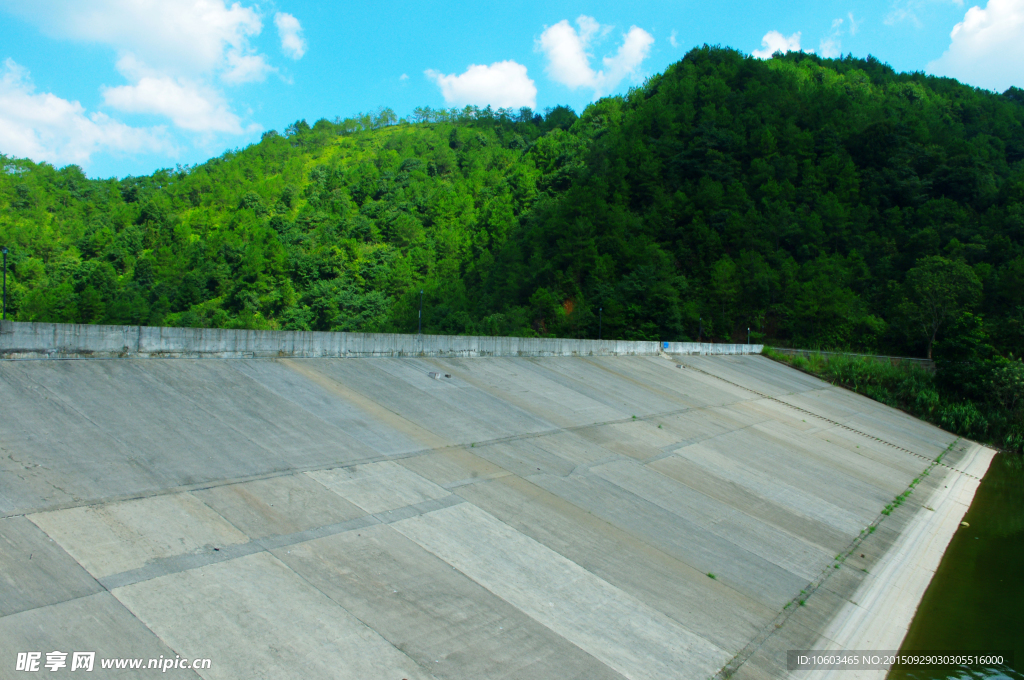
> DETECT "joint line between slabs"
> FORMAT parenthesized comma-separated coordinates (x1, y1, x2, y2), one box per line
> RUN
(678, 362, 977, 478)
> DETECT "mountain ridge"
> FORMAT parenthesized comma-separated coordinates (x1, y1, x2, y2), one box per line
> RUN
(1, 46, 1022, 359)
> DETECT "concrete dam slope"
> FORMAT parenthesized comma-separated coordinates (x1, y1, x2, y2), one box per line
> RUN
(0, 344, 992, 678)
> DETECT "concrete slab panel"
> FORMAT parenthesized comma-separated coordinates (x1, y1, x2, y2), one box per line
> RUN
(229, 360, 417, 456)
(782, 389, 955, 456)
(191, 474, 365, 539)
(531, 472, 808, 607)
(656, 446, 866, 537)
(30, 493, 249, 579)
(306, 359, 490, 444)
(392, 502, 732, 680)
(727, 397, 827, 434)
(280, 358, 449, 451)
(0, 592, 201, 678)
(665, 362, 758, 403)
(596, 356, 712, 404)
(678, 355, 821, 397)
(651, 407, 759, 452)
(527, 430, 623, 468)
(455, 475, 771, 654)
(573, 357, 704, 409)
(435, 357, 621, 428)
(647, 454, 851, 552)
(113, 551, 434, 680)
(590, 459, 830, 580)
(368, 358, 558, 440)
(275, 523, 625, 680)
(572, 421, 680, 461)
(686, 427, 891, 522)
(308, 461, 450, 514)
(747, 419, 916, 500)
(397, 448, 512, 489)
(0, 517, 101, 617)
(0, 360, 383, 513)
(0, 365, 135, 512)
(467, 439, 580, 478)
(518, 359, 684, 417)
(807, 425, 925, 473)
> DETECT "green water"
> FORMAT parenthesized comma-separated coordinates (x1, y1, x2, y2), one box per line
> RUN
(889, 453, 1024, 680)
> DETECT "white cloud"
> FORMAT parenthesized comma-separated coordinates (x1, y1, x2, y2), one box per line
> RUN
(848, 12, 863, 35)
(819, 38, 842, 58)
(0, 59, 171, 166)
(670, 30, 681, 48)
(1, 0, 265, 78)
(884, 0, 963, 26)
(102, 76, 246, 133)
(425, 61, 536, 108)
(538, 18, 599, 89)
(537, 16, 654, 97)
(222, 52, 275, 84)
(752, 31, 811, 59)
(0, 0, 301, 137)
(399, 73, 409, 81)
(885, 1, 919, 26)
(928, 0, 1024, 91)
(819, 18, 844, 58)
(274, 12, 306, 60)
(604, 27, 656, 86)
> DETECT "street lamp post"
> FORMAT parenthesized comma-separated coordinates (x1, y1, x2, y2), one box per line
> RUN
(698, 316, 702, 343)
(598, 307, 602, 340)
(418, 290, 423, 335)
(747, 327, 750, 346)
(1, 246, 7, 321)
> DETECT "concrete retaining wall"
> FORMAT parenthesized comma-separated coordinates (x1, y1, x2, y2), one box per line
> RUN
(0, 320, 762, 360)
(662, 341, 764, 356)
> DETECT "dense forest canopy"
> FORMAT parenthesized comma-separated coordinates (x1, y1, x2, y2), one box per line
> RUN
(1, 47, 1023, 361)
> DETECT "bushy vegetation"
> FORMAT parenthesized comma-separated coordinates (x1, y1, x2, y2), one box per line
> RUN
(1, 47, 1022, 360)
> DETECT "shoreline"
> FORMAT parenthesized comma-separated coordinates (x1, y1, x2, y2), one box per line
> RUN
(798, 442, 998, 680)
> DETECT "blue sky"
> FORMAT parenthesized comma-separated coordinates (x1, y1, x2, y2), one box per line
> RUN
(1, 0, 1021, 179)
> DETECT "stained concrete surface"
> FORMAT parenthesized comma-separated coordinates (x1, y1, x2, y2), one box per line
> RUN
(0, 354, 978, 678)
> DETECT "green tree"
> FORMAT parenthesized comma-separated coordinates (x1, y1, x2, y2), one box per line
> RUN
(897, 256, 982, 359)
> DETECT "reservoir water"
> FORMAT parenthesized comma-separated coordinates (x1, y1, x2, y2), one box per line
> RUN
(889, 452, 1024, 680)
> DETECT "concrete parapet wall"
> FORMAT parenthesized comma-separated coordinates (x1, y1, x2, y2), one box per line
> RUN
(661, 341, 763, 355)
(0, 320, 764, 360)
(1, 320, 751, 360)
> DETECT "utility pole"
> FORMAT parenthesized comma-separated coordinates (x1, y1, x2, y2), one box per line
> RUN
(598, 307, 602, 340)
(1, 246, 7, 321)
(418, 290, 423, 335)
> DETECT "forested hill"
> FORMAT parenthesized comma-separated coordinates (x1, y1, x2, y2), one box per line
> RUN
(2, 47, 1023, 359)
